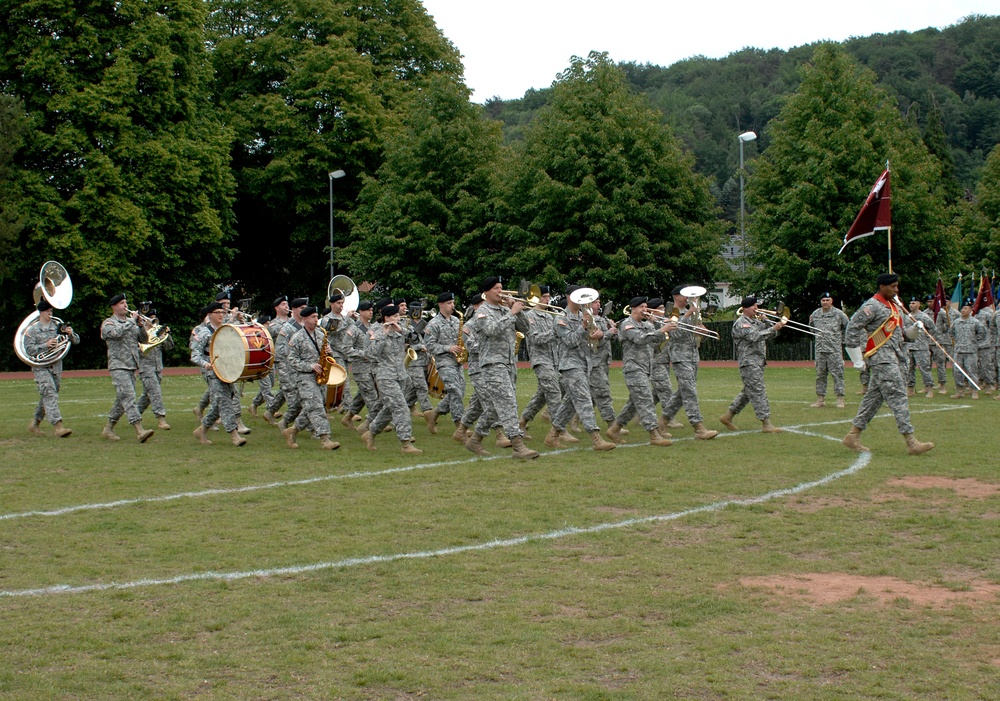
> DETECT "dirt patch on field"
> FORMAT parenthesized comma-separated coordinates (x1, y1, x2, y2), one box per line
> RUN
(737, 573, 1000, 608)
(886, 476, 1000, 499)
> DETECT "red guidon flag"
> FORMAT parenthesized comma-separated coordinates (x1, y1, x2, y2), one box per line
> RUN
(931, 277, 946, 323)
(839, 168, 891, 254)
(972, 273, 996, 314)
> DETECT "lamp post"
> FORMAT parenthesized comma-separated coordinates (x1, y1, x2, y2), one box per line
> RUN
(738, 131, 756, 274)
(328, 169, 346, 281)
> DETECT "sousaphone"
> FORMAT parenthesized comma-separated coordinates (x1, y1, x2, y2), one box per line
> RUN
(327, 274, 359, 314)
(14, 261, 75, 368)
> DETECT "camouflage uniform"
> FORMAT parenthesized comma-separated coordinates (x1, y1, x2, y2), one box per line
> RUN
(287, 326, 333, 437)
(367, 323, 414, 440)
(190, 321, 239, 433)
(275, 319, 304, 426)
(974, 306, 996, 388)
(102, 315, 148, 426)
(727, 314, 779, 421)
(614, 316, 666, 431)
(662, 314, 706, 426)
(551, 310, 600, 433)
(346, 317, 382, 419)
(808, 306, 849, 398)
(138, 333, 173, 419)
(521, 309, 562, 423)
(589, 313, 617, 424)
(470, 303, 528, 439)
(24, 318, 79, 426)
(461, 309, 489, 431)
(425, 312, 465, 425)
(929, 307, 954, 384)
(321, 312, 353, 409)
(264, 316, 288, 414)
(649, 336, 673, 417)
(405, 321, 433, 412)
(935, 307, 960, 388)
(845, 296, 913, 434)
(949, 315, 987, 390)
(903, 309, 936, 391)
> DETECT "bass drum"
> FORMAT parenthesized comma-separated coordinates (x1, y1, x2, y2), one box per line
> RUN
(210, 323, 274, 384)
(324, 362, 348, 411)
(425, 356, 446, 399)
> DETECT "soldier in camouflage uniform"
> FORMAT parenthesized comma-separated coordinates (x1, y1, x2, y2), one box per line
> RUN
(904, 297, 937, 399)
(926, 295, 950, 392)
(588, 297, 618, 428)
(842, 273, 933, 455)
(645, 298, 674, 431)
(519, 286, 563, 434)
(343, 301, 382, 428)
(137, 312, 173, 430)
(249, 313, 275, 419)
(948, 301, 988, 398)
(190, 302, 246, 447)
(720, 296, 787, 433)
(404, 300, 435, 422)
(545, 286, 616, 451)
(807, 292, 850, 408)
(456, 297, 493, 446)
(24, 298, 79, 438)
(261, 296, 291, 423)
(320, 291, 353, 411)
(424, 292, 466, 440)
(360, 305, 422, 454)
(661, 286, 718, 439)
(100, 294, 155, 442)
(605, 297, 674, 447)
(974, 299, 996, 392)
(280, 307, 340, 450)
(274, 298, 308, 431)
(463, 278, 537, 459)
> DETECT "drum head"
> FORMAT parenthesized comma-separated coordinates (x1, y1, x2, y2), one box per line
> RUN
(326, 362, 348, 386)
(210, 325, 246, 383)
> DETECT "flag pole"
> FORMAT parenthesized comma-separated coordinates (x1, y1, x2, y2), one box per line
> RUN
(887, 226, 893, 273)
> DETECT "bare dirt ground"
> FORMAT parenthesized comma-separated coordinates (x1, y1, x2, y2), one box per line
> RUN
(737, 573, 1000, 608)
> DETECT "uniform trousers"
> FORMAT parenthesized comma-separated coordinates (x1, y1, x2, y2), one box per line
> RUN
(474, 365, 523, 438)
(522, 364, 562, 422)
(615, 369, 659, 431)
(728, 363, 771, 421)
(662, 360, 704, 425)
(852, 361, 913, 434)
(552, 368, 599, 433)
(369, 377, 413, 440)
(815, 351, 846, 397)
(108, 369, 142, 425)
(32, 367, 63, 425)
(293, 374, 332, 436)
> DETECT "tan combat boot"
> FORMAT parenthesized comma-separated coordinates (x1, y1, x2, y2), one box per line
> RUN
(842, 426, 868, 452)
(320, 435, 340, 450)
(856, 385, 868, 395)
(28, 419, 44, 436)
(924, 387, 935, 399)
(230, 429, 247, 447)
(657, 416, 673, 437)
(157, 416, 171, 430)
(53, 421, 72, 438)
(950, 390, 964, 399)
(102, 422, 121, 441)
(451, 424, 468, 444)
(809, 395, 826, 408)
(557, 429, 580, 444)
(937, 382, 947, 395)
(495, 428, 512, 448)
(649, 429, 672, 447)
(361, 430, 376, 451)
(356, 419, 370, 435)
(400, 439, 422, 455)
(518, 418, 533, 440)
(464, 433, 491, 456)
(193, 425, 212, 445)
(543, 426, 563, 449)
(835, 396, 845, 408)
(666, 418, 683, 429)
(236, 419, 252, 435)
(761, 419, 782, 434)
(590, 430, 616, 451)
(971, 391, 979, 399)
(134, 423, 154, 443)
(568, 416, 582, 434)
(906, 387, 915, 397)
(340, 412, 354, 429)
(248, 404, 259, 418)
(262, 410, 277, 426)
(192, 405, 203, 421)
(693, 423, 718, 440)
(539, 408, 552, 423)
(282, 425, 299, 449)
(510, 436, 539, 460)
(425, 410, 439, 434)
(719, 411, 738, 431)
(606, 421, 626, 445)
(903, 433, 934, 455)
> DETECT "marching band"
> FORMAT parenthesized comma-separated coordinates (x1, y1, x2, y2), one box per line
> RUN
(18, 263, 975, 457)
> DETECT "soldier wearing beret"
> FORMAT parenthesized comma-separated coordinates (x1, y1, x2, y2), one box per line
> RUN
(720, 296, 786, 434)
(25, 298, 79, 438)
(808, 292, 850, 408)
(424, 291, 467, 441)
(280, 307, 340, 450)
(191, 302, 246, 447)
(100, 294, 155, 442)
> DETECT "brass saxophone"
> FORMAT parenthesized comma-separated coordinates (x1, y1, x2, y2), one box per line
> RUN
(316, 324, 337, 385)
(454, 310, 468, 364)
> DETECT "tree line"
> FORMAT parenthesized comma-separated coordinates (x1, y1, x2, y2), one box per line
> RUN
(1, 3, 998, 369)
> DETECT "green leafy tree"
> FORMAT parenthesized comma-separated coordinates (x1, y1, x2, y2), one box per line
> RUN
(958, 143, 1000, 269)
(0, 0, 234, 368)
(743, 44, 953, 313)
(342, 74, 504, 300)
(494, 52, 726, 304)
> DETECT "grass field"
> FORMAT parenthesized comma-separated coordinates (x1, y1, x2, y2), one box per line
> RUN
(1, 367, 998, 700)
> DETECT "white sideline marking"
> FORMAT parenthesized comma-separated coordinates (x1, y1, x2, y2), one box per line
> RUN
(0, 446, 870, 598)
(0, 407, 964, 523)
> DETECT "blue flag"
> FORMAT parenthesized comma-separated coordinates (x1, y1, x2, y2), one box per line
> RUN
(950, 274, 964, 306)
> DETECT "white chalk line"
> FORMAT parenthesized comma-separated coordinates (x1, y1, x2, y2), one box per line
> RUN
(0, 405, 966, 524)
(0, 440, 871, 598)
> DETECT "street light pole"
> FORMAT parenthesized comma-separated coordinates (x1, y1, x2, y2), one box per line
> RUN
(328, 169, 346, 281)
(738, 131, 756, 274)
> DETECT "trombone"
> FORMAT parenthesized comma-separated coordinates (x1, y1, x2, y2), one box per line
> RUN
(755, 308, 824, 337)
(498, 289, 565, 316)
(647, 308, 720, 340)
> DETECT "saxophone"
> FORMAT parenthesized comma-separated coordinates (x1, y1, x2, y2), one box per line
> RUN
(316, 324, 337, 385)
(454, 310, 468, 364)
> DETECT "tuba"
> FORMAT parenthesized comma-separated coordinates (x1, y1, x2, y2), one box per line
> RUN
(14, 261, 75, 368)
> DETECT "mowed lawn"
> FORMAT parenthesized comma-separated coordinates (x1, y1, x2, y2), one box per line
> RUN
(0, 366, 997, 700)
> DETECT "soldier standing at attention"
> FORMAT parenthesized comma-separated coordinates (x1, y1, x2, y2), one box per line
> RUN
(842, 273, 934, 455)
(720, 296, 787, 433)
(904, 297, 937, 399)
(101, 294, 155, 442)
(808, 292, 850, 408)
(948, 300, 988, 400)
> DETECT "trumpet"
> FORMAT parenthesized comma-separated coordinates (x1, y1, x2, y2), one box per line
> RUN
(755, 308, 823, 336)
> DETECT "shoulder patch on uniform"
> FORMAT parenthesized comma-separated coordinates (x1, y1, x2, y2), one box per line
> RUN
(862, 307, 873, 317)
(477, 313, 486, 319)
(740, 322, 752, 328)
(557, 320, 567, 327)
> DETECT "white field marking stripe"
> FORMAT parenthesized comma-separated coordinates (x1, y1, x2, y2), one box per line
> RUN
(0, 406, 963, 523)
(0, 448, 871, 598)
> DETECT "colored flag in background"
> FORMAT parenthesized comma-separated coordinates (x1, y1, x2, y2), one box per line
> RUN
(950, 274, 964, 307)
(972, 273, 996, 313)
(839, 168, 892, 255)
(931, 278, 946, 322)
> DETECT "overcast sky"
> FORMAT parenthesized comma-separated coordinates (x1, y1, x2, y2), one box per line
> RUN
(420, 0, 991, 102)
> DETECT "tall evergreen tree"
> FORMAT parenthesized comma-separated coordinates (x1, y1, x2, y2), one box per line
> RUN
(743, 44, 953, 312)
(495, 52, 726, 303)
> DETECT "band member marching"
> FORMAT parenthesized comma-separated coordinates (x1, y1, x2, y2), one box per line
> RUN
(281, 306, 341, 450)
(660, 285, 718, 439)
(424, 292, 467, 440)
(25, 298, 79, 438)
(190, 302, 246, 447)
(137, 311, 173, 430)
(101, 294, 155, 443)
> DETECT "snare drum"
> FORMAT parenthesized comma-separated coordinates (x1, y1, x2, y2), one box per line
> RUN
(210, 323, 274, 384)
(324, 362, 348, 410)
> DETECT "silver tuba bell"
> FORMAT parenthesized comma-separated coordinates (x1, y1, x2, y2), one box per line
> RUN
(14, 261, 75, 368)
